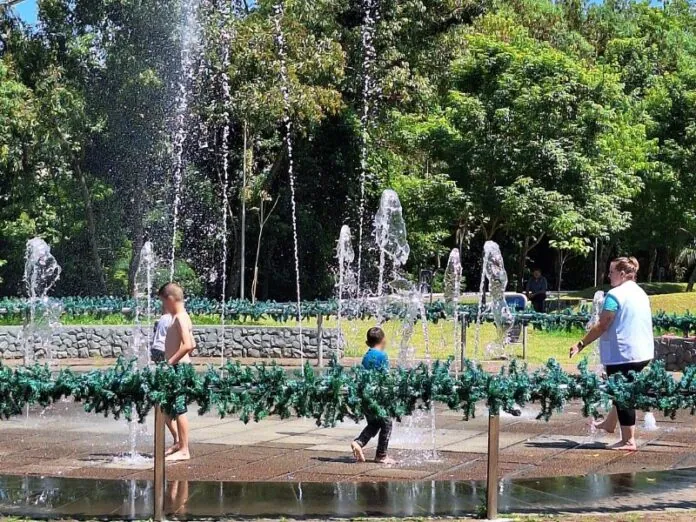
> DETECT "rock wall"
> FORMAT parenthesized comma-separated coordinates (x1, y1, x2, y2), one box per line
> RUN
(0, 325, 344, 361)
(655, 336, 696, 371)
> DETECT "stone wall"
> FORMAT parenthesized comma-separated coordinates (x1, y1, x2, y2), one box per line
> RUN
(0, 325, 344, 361)
(655, 336, 696, 371)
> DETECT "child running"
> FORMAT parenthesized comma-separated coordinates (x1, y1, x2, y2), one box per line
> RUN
(350, 327, 396, 465)
(158, 282, 196, 462)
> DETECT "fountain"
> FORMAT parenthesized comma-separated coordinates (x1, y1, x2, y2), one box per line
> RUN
(218, 1, 233, 368)
(122, 241, 157, 463)
(336, 225, 357, 333)
(586, 290, 605, 371)
(273, 2, 304, 363)
(22, 237, 62, 365)
(475, 241, 514, 359)
(373, 189, 410, 323)
(371, 190, 436, 461)
(169, 0, 202, 281)
(356, 0, 379, 292)
(444, 248, 462, 371)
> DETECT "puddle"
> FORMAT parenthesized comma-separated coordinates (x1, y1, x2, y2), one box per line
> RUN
(0, 467, 695, 519)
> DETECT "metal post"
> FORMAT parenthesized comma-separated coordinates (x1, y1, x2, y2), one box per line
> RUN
(153, 406, 166, 521)
(240, 120, 247, 300)
(486, 413, 500, 520)
(317, 314, 324, 368)
(460, 316, 467, 369)
(522, 324, 528, 360)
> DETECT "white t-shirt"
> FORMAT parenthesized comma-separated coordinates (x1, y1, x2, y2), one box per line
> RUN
(599, 281, 654, 366)
(152, 314, 173, 352)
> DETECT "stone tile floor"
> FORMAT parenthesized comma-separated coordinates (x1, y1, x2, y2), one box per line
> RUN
(1, 398, 696, 484)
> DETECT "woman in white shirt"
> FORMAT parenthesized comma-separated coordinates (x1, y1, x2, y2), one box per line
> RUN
(570, 257, 654, 451)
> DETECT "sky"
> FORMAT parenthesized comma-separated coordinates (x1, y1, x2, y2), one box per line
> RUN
(12, 0, 38, 25)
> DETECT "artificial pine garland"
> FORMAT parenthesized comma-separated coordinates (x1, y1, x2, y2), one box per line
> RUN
(0, 296, 693, 334)
(2, 358, 695, 425)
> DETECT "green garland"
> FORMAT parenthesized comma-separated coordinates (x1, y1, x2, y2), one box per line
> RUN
(0, 297, 693, 333)
(2, 358, 696, 426)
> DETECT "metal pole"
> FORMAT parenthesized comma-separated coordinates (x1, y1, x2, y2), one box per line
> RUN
(522, 324, 528, 360)
(486, 413, 500, 520)
(153, 406, 166, 521)
(594, 237, 598, 288)
(240, 121, 247, 300)
(317, 314, 324, 367)
(460, 316, 467, 369)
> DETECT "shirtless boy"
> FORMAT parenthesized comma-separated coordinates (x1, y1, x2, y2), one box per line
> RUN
(158, 282, 196, 462)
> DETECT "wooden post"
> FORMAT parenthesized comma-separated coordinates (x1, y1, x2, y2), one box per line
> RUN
(460, 316, 467, 370)
(486, 413, 500, 520)
(317, 314, 324, 368)
(153, 406, 166, 521)
(522, 324, 528, 360)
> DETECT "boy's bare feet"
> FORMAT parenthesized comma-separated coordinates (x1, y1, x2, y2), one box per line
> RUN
(609, 440, 637, 451)
(165, 444, 180, 457)
(165, 450, 191, 462)
(374, 456, 396, 465)
(351, 441, 366, 463)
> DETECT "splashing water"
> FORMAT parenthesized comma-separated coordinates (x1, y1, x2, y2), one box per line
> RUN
(586, 290, 605, 372)
(219, 3, 233, 368)
(643, 412, 658, 431)
(356, 0, 379, 292)
(336, 225, 357, 336)
(169, 0, 202, 281)
(23, 238, 62, 365)
(126, 241, 157, 462)
(444, 248, 462, 372)
(273, 2, 304, 363)
(390, 278, 439, 462)
(475, 241, 513, 359)
(373, 189, 409, 322)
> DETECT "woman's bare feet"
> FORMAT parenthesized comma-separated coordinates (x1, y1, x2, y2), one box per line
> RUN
(351, 441, 366, 463)
(592, 419, 616, 434)
(165, 444, 180, 457)
(609, 440, 637, 451)
(165, 450, 191, 462)
(374, 456, 396, 465)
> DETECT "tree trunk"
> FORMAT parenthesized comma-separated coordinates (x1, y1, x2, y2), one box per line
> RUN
(517, 236, 530, 292)
(76, 163, 107, 293)
(647, 248, 658, 283)
(688, 264, 696, 292)
(596, 239, 615, 287)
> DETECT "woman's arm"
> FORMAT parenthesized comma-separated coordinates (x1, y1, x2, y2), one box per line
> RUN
(569, 310, 615, 358)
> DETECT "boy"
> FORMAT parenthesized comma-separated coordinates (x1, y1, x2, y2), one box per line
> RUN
(350, 327, 395, 465)
(158, 282, 196, 462)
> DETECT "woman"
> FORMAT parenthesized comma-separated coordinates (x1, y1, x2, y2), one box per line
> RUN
(569, 257, 654, 451)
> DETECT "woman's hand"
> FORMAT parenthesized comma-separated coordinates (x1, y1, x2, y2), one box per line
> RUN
(569, 342, 583, 359)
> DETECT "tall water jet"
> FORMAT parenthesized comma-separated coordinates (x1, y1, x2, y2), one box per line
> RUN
(356, 0, 379, 292)
(169, 0, 202, 281)
(373, 189, 409, 320)
(336, 225, 356, 334)
(586, 290, 605, 371)
(273, 2, 304, 363)
(218, 1, 233, 368)
(475, 241, 513, 359)
(444, 248, 462, 371)
(126, 240, 156, 461)
(23, 238, 62, 365)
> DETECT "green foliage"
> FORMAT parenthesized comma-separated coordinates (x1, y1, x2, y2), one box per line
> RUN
(3, 357, 696, 425)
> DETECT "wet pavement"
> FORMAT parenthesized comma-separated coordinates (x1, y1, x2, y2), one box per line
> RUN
(2, 399, 696, 484)
(0, 468, 695, 519)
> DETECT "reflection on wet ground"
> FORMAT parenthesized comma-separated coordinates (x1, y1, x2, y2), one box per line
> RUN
(1, 468, 695, 519)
